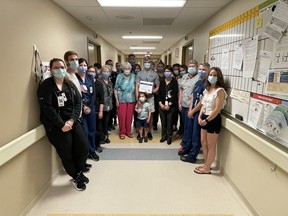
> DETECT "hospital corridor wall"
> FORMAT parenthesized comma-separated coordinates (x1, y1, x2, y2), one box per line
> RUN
(0, 0, 288, 216)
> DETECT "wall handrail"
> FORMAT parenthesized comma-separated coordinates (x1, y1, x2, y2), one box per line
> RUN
(0, 125, 46, 167)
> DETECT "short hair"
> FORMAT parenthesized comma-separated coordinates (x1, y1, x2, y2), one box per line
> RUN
(172, 63, 180, 68)
(78, 58, 88, 65)
(102, 65, 111, 72)
(164, 65, 173, 73)
(122, 62, 132, 69)
(64, 51, 78, 61)
(105, 59, 113, 65)
(199, 62, 210, 69)
(94, 63, 102, 69)
(188, 60, 198, 67)
(143, 56, 151, 62)
(179, 64, 187, 71)
(128, 54, 135, 58)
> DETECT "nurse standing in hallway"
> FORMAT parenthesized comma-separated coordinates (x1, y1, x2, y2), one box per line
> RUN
(37, 58, 89, 191)
(196, 67, 227, 174)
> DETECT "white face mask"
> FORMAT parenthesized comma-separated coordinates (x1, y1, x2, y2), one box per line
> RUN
(139, 97, 145, 102)
(124, 70, 131, 75)
(144, 63, 151, 69)
(96, 69, 101, 75)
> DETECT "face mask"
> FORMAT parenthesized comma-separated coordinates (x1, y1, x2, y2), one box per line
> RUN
(139, 97, 145, 103)
(173, 70, 179, 75)
(78, 66, 87, 73)
(208, 75, 218, 84)
(88, 72, 96, 78)
(164, 72, 172, 78)
(144, 63, 151, 69)
(134, 69, 140, 74)
(116, 66, 122, 72)
(124, 70, 130, 75)
(129, 60, 135, 66)
(188, 67, 197, 75)
(96, 69, 101, 75)
(157, 67, 164, 73)
(53, 68, 66, 79)
(180, 71, 186, 77)
(69, 60, 79, 70)
(102, 72, 110, 79)
(198, 70, 206, 78)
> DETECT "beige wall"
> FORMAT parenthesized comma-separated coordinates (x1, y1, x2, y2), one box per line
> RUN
(0, 0, 120, 215)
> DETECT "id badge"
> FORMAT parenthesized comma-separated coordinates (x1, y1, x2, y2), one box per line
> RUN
(61, 93, 67, 102)
(89, 86, 93, 94)
(165, 100, 168, 106)
(58, 96, 65, 107)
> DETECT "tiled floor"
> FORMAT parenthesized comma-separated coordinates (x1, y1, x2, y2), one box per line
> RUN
(23, 125, 254, 216)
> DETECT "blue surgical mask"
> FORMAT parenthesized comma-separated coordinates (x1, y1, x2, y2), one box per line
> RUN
(53, 68, 66, 79)
(102, 72, 110, 79)
(144, 63, 151, 69)
(124, 70, 131, 75)
(157, 67, 164, 73)
(198, 70, 206, 78)
(88, 72, 96, 78)
(129, 60, 135, 66)
(188, 67, 197, 75)
(134, 69, 140, 74)
(78, 66, 87, 73)
(96, 69, 101, 75)
(164, 72, 172, 78)
(173, 70, 179, 75)
(69, 60, 79, 70)
(116, 66, 122, 72)
(208, 75, 218, 84)
(180, 71, 186, 77)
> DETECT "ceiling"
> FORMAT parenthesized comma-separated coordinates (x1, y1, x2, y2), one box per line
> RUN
(52, 0, 233, 55)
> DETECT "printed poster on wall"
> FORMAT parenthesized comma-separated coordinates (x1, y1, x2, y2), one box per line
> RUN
(242, 35, 258, 78)
(266, 69, 288, 95)
(271, 34, 288, 69)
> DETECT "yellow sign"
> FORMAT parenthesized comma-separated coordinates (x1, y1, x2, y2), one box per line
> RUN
(256, 15, 263, 28)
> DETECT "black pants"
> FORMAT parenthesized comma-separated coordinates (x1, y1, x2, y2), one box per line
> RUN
(153, 93, 159, 128)
(173, 108, 184, 135)
(95, 112, 105, 146)
(45, 121, 89, 178)
(98, 110, 111, 141)
(159, 106, 176, 139)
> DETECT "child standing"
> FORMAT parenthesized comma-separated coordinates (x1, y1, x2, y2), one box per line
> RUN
(135, 93, 151, 143)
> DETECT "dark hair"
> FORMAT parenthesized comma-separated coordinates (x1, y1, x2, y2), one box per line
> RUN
(49, 58, 65, 69)
(134, 63, 141, 70)
(128, 54, 135, 58)
(105, 59, 113, 65)
(179, 64, 187, 71)
(199, 62, 210, 69)
(87, 66, 95, 70)
(205, 67, 226, 90)
(157, 61, 165, 68)
(64, 51, 78, 61)
(164, 65, 173, 73)
(78, 58, 88, 65)
(172, 63, 180, 68)
(139, 92, 148, 98)
(94, 63, 102, 69)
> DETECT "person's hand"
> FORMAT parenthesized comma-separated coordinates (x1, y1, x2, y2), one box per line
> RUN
(178, 104, 182, 111)
(164, 105, 170, 111)
(98, 111, 103, 119)
(199, 118, 207, 126)
(116, 100, 120, 107)
(188, 110, 194, 119)
(83, 105, 91, 114)
(146, 118, 150, 123)
(62, 122, 72, 132)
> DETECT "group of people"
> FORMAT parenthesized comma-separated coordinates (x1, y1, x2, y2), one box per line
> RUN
(37, 51, 227, 191)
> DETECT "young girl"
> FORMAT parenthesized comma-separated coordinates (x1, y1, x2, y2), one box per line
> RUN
(135, 93, 151, 143)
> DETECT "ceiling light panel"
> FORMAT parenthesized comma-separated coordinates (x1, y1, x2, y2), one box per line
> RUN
(122, 36, 163, 39)
(129, 47, 156, 49)
(97, 0, 186, 7)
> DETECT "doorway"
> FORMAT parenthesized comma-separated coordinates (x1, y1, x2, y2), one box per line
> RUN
(182, 40, 194, 65)
(87, 40, 101, 65)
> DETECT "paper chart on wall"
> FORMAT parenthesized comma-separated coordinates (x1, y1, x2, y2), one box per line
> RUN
(233, 44, 243, 70)
(254, 50, 272, 83)
(263, 0, 288, 43)
(221, 49, 230, 70)
(242, 35, 258, 78)
(271, 34, 288, 69)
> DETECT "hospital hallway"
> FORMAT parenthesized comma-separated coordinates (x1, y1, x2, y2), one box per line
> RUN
(23, 125, 254, 216)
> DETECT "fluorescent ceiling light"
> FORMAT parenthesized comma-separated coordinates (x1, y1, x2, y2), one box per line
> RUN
(98, 0, 186, 7)
(130, 47, 156, 50)
(122, 36, 163, 39)
(133, 52, 153, 55)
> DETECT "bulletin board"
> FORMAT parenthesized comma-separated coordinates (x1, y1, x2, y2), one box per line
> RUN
(208, 0, 288, 148)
